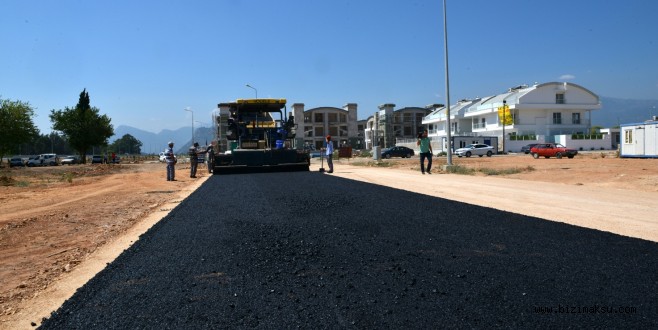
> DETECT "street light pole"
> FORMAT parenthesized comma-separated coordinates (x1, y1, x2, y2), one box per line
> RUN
(443, 0, 453, 166)
(185, 107, 194, 144)
(246, 84, 257, 99)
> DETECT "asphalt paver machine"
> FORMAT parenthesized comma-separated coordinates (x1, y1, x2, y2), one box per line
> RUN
(212, 98, 310, 174)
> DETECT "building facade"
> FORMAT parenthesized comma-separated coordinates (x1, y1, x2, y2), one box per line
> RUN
(292, 103, 360, 150)
(363, 104, 433, 149)
(422, 82, 602, 152)
(280, 82, 606, 154)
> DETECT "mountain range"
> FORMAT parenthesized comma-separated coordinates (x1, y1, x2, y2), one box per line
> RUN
(111, 126, 215, 155)
(111, 96, 657, 154)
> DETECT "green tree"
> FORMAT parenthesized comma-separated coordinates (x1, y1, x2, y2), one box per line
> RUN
(50, 89, 114, 163)
(0, 98, 40, 162)
(110, 134, 142, 154)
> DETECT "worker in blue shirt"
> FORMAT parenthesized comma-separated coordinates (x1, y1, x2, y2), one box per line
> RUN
(323, 135, 334, 173)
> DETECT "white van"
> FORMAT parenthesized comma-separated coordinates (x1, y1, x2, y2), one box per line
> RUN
(27, 154, 59, 166)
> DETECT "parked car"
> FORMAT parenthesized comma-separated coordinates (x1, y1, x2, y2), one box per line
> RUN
(302, 145, 322, 158)
(520, 143, 541, 154)
(91, 155, 103, 164)
(530, 143, 578, 159)
(9, 157, 25, 167)
(381, 146, 415, 159)
(27, 153, 59, 166)
(455, 144, 494, 157)
(61, 156, 80, 165)
(159, 152, 167, 162)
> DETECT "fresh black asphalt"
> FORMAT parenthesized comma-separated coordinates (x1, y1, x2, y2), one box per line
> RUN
(39, 171, 658, 329)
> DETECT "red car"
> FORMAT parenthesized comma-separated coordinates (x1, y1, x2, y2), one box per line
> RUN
(530, 143, 578, 159)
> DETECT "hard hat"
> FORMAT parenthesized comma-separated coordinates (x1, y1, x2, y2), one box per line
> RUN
(168, 141, 174, 145)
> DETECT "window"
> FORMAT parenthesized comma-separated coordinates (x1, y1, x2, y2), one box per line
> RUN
(572, 113, 581, 125)
(481, 118, 486, 127)
(314, 127, 324, 136)
(304, 126, 313, 137)
(339, 114, 346, 123)
(314, 113, 323, 123)
(553, 112, 562, 124)
(556, 93, 565, 104)
(624, 130, 633, 144)
(328, 113, 338, 123)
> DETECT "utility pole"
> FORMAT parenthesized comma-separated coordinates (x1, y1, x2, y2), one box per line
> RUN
(443, 0, 453, 166)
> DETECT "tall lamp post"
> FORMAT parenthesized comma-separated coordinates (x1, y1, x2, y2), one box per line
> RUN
(185, 107, 194, 145)
(245, 84, 257, 98)
(443, 0, 453, 166)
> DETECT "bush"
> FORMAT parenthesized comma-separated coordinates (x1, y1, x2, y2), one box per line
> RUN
(358, 150, 372, 158)
(445, 165, 475, 175)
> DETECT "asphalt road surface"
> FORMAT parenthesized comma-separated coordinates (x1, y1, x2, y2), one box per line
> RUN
(40, 172, 658, 329)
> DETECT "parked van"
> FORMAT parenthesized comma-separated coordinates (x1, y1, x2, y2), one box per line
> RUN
(27, 154, 59, 166)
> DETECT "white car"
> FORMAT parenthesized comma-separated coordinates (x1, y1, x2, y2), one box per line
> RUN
(27, 153, 59, 166)
(455, 144, 494, 157)
(159, 152, 167, 162)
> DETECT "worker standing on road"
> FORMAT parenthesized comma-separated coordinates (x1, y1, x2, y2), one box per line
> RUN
(206, 143, 214, 173)
(417, 129, 433, 174)
(189, 142, 199, 178)
(323, 135, 334, 173)
(165, 141, 177, 181)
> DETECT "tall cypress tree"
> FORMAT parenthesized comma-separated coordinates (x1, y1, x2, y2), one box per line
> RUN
(50, 89, 114, 163)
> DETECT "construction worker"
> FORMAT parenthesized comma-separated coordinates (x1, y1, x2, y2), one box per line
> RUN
(189, 142, 199, 178)
(165, 141, 176, 181)
(323, 135, 334, 173)
(206, 143, 215, 173)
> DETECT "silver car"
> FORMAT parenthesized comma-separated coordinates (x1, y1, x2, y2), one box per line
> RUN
(455, 144, 494, 157)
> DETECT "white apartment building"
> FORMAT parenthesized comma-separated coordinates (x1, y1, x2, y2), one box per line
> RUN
(422, 82, 603, 153)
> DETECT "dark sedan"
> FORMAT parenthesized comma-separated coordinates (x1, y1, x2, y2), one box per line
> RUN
(381, 146, 415, 159)
(520, 143, 541, 154)
(9, 157, 25, 167)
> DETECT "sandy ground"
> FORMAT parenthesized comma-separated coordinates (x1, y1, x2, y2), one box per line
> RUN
(1, 152, 657, 329)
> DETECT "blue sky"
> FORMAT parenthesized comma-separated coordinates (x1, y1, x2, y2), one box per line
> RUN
(2, 0, 657, 134)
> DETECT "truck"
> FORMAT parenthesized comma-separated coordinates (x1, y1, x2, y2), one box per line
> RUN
(212, 98, 310, 174)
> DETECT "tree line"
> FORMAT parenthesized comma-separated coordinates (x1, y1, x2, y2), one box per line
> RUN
(1, 89, 142, 164)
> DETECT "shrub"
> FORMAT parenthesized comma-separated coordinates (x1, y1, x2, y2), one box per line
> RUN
(61, 172, 75, 183)
(358, 150, 372, 158)
(445, 165, 475, 175)
(478, 166, 535, 176)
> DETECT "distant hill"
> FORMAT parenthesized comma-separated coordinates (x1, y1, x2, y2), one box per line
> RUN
(110, 126, 215, 154)
(595, 97, 658, 127)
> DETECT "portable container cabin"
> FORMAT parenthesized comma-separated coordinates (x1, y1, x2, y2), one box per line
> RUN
(620, 119, 658, 158)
